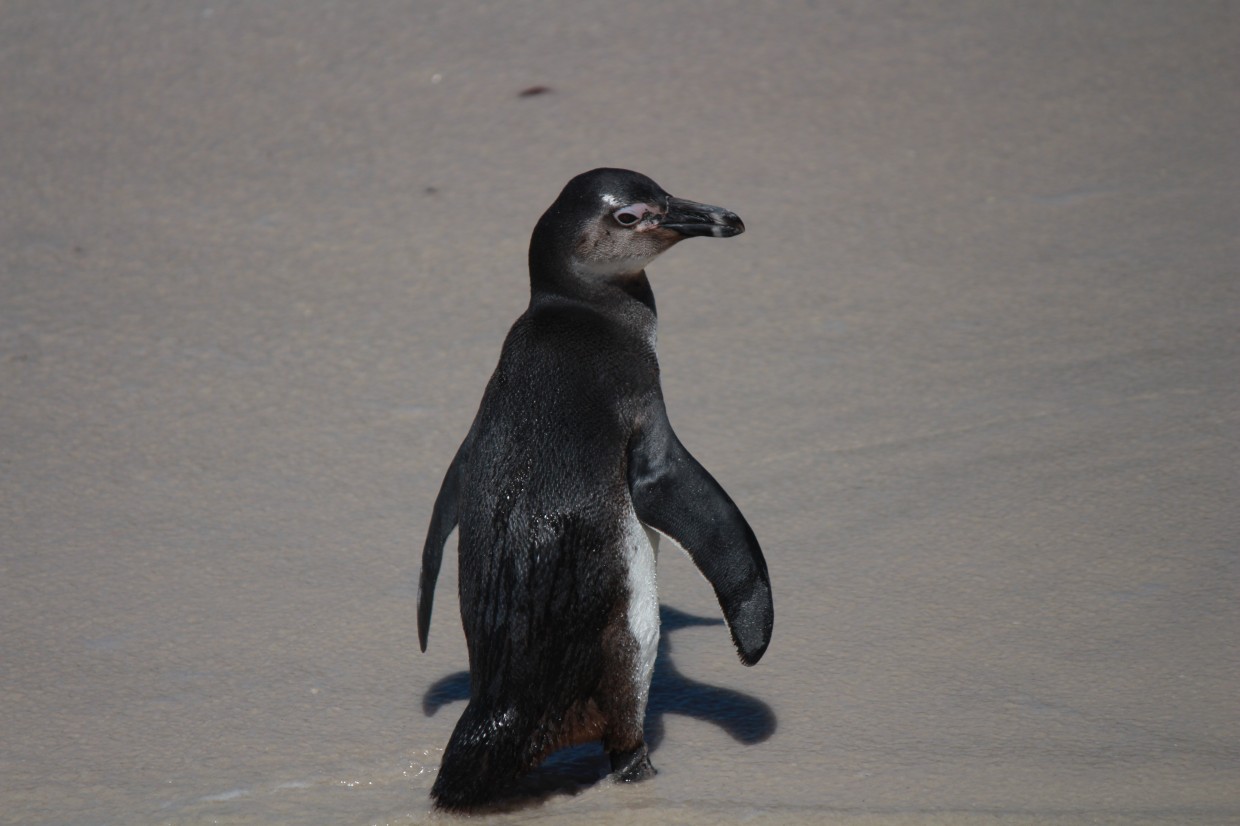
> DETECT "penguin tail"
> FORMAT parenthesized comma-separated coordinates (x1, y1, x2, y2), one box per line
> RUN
(430, 701, 542, 811)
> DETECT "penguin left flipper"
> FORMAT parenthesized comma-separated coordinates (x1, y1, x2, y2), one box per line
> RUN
(417, 435, 471, 652)
(628, 409, 773, 665)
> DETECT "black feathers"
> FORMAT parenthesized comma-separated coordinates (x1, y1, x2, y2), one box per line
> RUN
(417, 170, 769, 810)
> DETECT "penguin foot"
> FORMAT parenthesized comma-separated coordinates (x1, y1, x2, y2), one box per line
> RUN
(609, 745, 656, 782)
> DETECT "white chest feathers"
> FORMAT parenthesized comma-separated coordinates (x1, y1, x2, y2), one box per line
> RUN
(622, 512, 662, 708)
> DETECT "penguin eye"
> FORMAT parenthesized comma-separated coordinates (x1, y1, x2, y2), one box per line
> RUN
(613, 206, 645, 227)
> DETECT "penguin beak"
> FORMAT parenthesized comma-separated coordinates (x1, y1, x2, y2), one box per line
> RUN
(660, 197, 745, 238)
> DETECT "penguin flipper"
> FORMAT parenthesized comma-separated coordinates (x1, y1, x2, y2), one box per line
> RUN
(417, 437, 470, 652)
(628, 411, 773, 665)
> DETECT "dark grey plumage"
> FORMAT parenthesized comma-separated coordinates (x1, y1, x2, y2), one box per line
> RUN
(418, 168, 771, 810)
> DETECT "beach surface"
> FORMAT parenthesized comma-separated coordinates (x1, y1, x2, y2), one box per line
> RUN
(2, 2, 1237, 824)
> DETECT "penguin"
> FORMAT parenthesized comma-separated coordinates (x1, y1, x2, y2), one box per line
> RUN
(417, 168, 773, 811)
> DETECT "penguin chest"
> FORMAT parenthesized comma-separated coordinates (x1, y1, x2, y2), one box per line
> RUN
(621, 510, 661, 700)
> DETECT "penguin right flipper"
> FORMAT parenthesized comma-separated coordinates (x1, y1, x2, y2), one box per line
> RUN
(417, 435, 471, 652)
(627, 409, 773, 665)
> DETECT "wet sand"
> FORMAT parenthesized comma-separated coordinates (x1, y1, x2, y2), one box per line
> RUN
(2, 2, 1237, 824)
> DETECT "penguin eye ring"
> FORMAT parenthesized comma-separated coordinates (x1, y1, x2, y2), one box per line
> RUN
(613, 206, 645, 226)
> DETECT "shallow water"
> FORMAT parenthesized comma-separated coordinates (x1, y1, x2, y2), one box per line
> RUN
(2, 2, 1238, 824)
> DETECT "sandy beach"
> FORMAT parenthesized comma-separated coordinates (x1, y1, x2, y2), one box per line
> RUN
(2, 2, 1237, 824)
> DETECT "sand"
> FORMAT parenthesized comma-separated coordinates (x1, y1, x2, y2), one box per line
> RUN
(2, 2, 1237, 824)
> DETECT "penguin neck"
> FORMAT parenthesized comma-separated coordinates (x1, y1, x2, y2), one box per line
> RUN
(528, 261, 659, 336)
(527, 217, 659, 340)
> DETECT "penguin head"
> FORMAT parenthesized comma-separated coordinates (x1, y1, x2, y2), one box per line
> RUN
(529, 168, 744, 290)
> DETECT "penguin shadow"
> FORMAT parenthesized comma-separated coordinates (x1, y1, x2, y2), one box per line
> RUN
(421, 605, 776, 810)
(642, 605, 777, 751)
